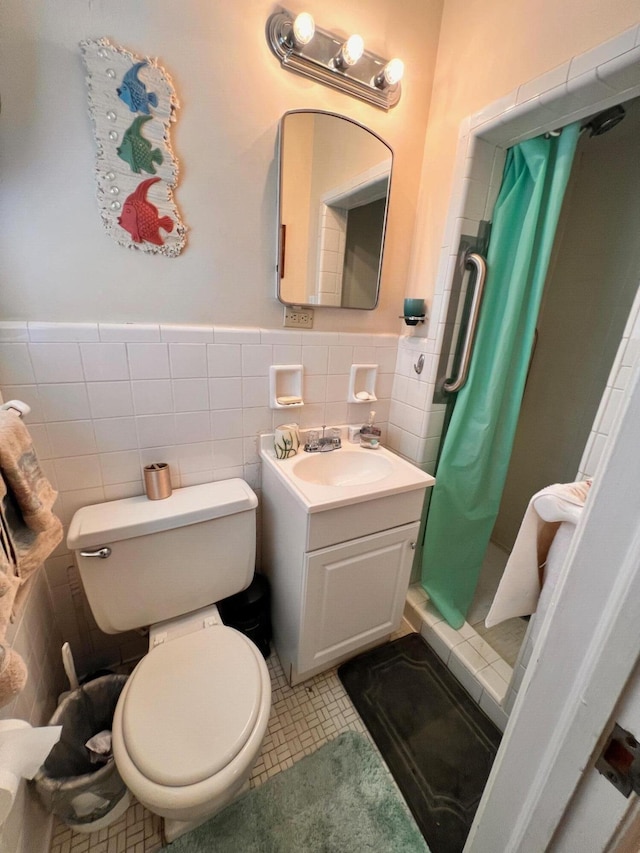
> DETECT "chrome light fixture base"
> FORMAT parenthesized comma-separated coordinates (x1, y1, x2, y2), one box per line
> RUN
(266, 12, 402, 111)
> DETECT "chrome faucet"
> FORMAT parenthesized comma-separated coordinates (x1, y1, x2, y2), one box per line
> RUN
(304, 426, 341, 452)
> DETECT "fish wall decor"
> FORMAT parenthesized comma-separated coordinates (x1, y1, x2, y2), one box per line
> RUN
(117, 116, 164, 174)
(117, 62, 159, 114)
(119, 178, 174, 245)
(80, 38, 186, 256)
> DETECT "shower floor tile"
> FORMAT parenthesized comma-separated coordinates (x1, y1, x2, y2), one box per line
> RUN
(466, 542, 510, 625)
(466, 541, 527, 667)
(49, 624, 410, 853)
(473, 617, 527, 668)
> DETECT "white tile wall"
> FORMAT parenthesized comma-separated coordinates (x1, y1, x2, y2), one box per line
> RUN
(578, 285, 640, 479)
(387, 335, 439, 472)
(316, 205, 347, 306)
(404, 586, 511, 732)
(0, 322, 398, 677)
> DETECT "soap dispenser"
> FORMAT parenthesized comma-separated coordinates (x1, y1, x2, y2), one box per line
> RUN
(360, 411, 381, 449)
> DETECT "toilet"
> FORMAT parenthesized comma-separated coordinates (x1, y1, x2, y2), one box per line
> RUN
(67, 479, 271, 842)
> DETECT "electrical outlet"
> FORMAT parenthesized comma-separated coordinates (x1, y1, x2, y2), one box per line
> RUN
(284, 306, 314, 329)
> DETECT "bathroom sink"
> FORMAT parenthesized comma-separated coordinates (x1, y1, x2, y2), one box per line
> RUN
(260, 430, 434, 513)
(291, 450, 393, 486)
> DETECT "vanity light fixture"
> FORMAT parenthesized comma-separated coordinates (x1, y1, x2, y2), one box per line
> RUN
(266, 9, 404, 110)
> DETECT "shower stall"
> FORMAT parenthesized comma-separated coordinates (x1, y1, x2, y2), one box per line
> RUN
(422, 96, 640, 674)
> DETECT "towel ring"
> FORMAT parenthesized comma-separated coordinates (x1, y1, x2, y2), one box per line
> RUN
(0, 400, 31, 418)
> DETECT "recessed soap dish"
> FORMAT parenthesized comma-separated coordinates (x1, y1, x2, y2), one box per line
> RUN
(269, 365, 304, 409)
(348, 364, 378, 403)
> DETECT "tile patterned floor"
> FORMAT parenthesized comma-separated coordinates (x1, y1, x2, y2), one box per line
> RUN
(49, 628, 409, 852)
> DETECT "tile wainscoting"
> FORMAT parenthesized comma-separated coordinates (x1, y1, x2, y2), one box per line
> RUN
(0, 321, 423, 677)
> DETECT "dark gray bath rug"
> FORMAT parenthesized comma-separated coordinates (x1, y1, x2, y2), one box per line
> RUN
(338, 633, 501, 853)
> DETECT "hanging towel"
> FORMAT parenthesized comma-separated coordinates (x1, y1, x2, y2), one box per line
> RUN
(0, 412, 60, 534)
(0, 413, 63, 708)
(0, 476, 27, 637)
(0, 412, 62, 629)
(485, 480, 591, 628)
(0, 503, 27, 708)
(0, 642, 28, 706)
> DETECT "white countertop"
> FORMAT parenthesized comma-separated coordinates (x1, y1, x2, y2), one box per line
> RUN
(259, 432, 435, 513)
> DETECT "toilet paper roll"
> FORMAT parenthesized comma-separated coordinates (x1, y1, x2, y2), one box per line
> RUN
(0, 721, 62, 827)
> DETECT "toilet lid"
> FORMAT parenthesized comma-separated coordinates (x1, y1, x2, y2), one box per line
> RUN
(120, 626, 264, 787)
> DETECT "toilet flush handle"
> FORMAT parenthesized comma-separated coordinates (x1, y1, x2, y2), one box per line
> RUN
(79, 547, 112, 559)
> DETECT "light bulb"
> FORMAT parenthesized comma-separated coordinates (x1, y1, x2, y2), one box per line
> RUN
(292, 12, 315, 46)
(375, 58, 405, 89)
(383, 58, 404, 86)
(342, 34, 364, 65)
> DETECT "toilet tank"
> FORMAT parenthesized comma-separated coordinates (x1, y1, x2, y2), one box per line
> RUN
(67, 479, 258, 634)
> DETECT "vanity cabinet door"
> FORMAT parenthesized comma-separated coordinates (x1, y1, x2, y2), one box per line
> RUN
(298, 522, 419, 676)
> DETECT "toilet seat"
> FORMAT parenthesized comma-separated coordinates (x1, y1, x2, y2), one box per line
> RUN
(120, 626, 264, 787)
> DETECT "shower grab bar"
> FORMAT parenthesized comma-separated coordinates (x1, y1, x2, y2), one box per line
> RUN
(443, 252, 487, 393)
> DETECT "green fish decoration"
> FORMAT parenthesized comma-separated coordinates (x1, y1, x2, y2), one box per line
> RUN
(117, 115, 163, 175)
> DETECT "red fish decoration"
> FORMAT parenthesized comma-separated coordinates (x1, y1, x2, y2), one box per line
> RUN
(118, 177, 174, 245)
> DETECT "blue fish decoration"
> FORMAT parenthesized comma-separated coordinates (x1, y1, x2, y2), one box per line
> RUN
(117, 61, 159, 114)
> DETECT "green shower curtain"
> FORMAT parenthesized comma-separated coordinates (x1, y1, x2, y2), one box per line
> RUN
(421, 123, 580, 629)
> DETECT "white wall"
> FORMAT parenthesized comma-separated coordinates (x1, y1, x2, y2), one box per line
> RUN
(280, 114, 315, 304)
(0, 0, 443, 333)
(406, 0, 640, 308)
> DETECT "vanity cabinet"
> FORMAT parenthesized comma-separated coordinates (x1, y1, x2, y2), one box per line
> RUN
(261, 459, 427, 685)
(298, 523, 419, 678)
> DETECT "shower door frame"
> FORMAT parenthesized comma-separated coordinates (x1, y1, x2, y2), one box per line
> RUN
(415, 24, 640, 853)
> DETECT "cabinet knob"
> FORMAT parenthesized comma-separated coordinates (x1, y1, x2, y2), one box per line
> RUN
(410, 542, 416, 550)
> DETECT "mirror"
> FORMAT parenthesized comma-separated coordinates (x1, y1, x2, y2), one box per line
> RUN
(277, 110, 393, 310)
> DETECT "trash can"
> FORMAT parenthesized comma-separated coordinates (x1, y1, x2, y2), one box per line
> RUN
(34, 674, 129, 832)
(218, 572, 272, 658)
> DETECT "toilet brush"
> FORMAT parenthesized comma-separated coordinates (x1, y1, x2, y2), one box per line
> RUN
(58, 642, 80, 705)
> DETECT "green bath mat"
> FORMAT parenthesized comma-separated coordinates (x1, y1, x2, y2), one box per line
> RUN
(161, 731, 429, 853)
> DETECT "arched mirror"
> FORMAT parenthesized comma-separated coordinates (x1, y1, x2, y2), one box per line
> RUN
(277, 110, 393, 310)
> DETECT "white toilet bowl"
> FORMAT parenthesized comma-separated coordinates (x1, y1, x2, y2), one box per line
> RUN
(67, 480, 271, 841)
(112, 613, 270, 838)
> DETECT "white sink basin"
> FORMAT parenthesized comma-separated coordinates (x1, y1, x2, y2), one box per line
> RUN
(260, 431, 435, 513)
(291, 450, 393, 486)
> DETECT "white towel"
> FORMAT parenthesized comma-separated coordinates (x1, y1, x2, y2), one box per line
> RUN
(485, 480, 591, 628)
